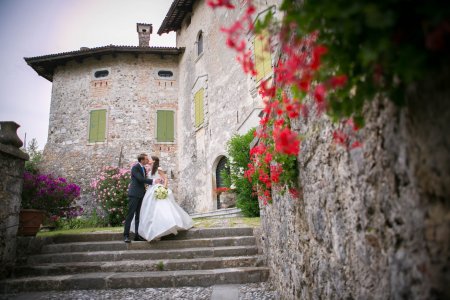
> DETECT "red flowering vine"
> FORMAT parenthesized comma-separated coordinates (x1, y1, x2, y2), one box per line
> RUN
(209, 0, 361, 204)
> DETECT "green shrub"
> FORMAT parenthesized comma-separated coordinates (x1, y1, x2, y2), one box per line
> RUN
(55, 209, 108, 230)
(223, 128, 260, 217)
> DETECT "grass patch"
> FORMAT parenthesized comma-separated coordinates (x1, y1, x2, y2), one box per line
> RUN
(36, 217, 261, 237)
(37, 226, 122, 237)
(193, 217, 260, 228)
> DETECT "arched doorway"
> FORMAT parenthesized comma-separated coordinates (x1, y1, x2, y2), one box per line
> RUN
(215, 156, 229, 209)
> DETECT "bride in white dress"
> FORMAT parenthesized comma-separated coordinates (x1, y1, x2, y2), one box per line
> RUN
(131, 156, 193, 241)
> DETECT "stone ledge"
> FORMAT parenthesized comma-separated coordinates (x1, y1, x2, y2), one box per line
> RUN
(0, 143, 29, 161)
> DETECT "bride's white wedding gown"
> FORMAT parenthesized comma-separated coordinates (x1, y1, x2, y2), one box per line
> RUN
(131, 173, 193, 241)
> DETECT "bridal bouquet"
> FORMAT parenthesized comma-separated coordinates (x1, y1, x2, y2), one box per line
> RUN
(155, 186, 168, 200)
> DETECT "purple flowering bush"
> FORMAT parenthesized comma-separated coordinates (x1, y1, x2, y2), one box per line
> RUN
(91, 166, 131, 226)
(22, 171, 82, 219)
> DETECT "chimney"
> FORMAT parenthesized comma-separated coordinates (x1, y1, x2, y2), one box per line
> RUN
(137, 23, 153, 47)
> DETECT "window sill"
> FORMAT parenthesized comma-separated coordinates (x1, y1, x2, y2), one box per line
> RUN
(195, 124, 205, 132)
(195, 52, 204, 63)
(155, 141, 176, 145)
(87, 141, 107, 145)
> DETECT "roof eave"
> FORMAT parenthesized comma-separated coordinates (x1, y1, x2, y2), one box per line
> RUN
(24, 46, 185, 82)
(157, 0, 195, 35)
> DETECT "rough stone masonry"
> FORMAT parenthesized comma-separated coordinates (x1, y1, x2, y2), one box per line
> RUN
(260, 68, 450, 299)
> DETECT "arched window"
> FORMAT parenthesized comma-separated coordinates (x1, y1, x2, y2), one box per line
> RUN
(197, 31, 203, 56)
(215, 156, 229, 209)
(216, 157, 228, 187)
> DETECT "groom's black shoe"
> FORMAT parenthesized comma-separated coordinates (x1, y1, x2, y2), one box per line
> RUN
(124, 236, 131, 243)
(134, 235, 146, 241)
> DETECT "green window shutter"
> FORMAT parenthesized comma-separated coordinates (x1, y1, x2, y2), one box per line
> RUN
(254, 30, 272, 81)
(194, 88, 204, 127)
(262, 31, 272, 77)
(199, 89, 204, 125)
(89, 110, 99, 143)
(157, 110, 166, 141)
(89, 109, 106, 143)
(97, 110, 106, 141)
(254, 35, 264, 81)
(157, 110, 175, 142)
(166, 110, 174, 142)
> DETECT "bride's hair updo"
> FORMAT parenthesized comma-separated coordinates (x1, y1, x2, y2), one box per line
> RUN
(151, 156, 159, 176)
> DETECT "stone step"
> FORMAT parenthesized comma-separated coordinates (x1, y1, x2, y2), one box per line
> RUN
(190, 208, 243, 219)
(14, 255, 264, 277)
(49, 227, 254, 243)
(1, 267, 269, 293)
(41, 236, 256, 254)
(27, 246, 258, 264)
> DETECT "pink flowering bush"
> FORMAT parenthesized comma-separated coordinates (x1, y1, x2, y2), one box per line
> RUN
(91, 166, 131, 226)
(22, 171, 82, 219)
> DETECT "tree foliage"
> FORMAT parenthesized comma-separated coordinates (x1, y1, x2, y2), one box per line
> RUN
(223, 128, 260, 217)
(24, 138, 43, 174)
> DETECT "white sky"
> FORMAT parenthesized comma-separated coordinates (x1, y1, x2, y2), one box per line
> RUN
(0, 0, 176, 150)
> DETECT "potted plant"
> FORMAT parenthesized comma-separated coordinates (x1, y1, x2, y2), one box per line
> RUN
(19, 171, 81, 236)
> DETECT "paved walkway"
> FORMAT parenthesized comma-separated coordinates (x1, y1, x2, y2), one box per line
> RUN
(1, 282, 278, 300)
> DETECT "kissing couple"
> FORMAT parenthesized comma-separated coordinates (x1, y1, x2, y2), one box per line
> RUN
(123, 153, 193, 243)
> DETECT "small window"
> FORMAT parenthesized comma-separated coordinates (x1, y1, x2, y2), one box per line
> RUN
(89, 109, 107, 143)
(194, 88, 204, 127)
(94, 70, 109, 78)
(197, 31, 203, 56)
(158, 70, 174, 78)
(157, 110, 175, 142)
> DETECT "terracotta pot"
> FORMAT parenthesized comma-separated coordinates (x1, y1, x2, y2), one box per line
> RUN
(18, 209, 46, 236)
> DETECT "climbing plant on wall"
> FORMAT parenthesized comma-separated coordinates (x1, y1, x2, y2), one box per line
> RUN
(208, 0, 449, 204)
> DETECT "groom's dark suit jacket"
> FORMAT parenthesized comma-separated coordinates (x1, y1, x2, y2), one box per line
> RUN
(128, 163, 153, 198)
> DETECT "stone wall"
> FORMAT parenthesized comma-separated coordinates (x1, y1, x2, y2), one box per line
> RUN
(0, 122, 29, 279)
(40, 53, 180, 211)
(260, 70, 450, 299)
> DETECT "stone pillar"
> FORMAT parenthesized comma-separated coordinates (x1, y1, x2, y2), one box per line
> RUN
(0, 121, 29, 279)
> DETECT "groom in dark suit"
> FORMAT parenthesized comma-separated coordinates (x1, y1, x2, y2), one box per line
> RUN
(123, 153, 154, 243)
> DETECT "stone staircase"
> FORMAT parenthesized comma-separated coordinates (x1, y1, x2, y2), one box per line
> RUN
(190, 208, 243, 219)
(0, 227, 269, 293)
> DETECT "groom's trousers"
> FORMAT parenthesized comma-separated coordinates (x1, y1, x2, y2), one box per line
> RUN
(123, 195, 143, 237)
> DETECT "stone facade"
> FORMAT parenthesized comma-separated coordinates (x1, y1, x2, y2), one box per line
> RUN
(28, 0, 281, 214)
(174, 0, 281, 212)
(259, 70, 450, 299)
(0, 122, 29, 279)
(39, 52, 180, 210)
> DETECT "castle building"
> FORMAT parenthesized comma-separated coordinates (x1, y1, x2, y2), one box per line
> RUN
(25, 0, 280, 213)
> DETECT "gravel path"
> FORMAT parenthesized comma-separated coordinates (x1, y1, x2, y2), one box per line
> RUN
(1, 282, 278, 300)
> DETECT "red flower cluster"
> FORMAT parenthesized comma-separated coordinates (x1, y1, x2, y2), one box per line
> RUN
(207, 0, 235, 9)
(216, 187, 231, 193)
(332, 118, 363, 150)
(211, 0, 357, 205)
(273, 127, 300, 156)
(216, 3, 257, 76)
